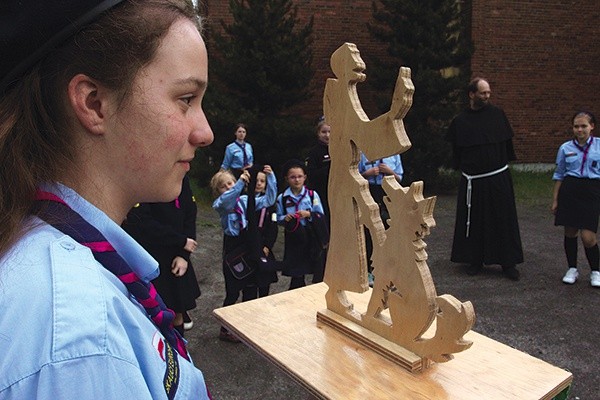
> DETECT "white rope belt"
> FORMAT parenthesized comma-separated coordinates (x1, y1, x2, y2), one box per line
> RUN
(461, 164, 508, 237)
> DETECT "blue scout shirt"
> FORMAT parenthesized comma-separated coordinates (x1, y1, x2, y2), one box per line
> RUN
(276, 186, 325, 227)
(221, 140, 254, 170)
(0, 183, 209, 400)
(213, 172, 277, 236)
(358, 153, 404, 185)
(553, 137, 600, 180)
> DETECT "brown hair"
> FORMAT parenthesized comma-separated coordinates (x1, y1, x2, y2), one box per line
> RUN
(0, 0, 201, 258)
(234, 123, 248, 134)
(571, 110, 596, 126)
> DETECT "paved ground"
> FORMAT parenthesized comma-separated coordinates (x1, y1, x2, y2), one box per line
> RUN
(185, 194, 597, 400)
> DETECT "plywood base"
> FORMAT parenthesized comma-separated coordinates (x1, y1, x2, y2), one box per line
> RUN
(213, 283, 572, 400)
(316, 308, 429, 373)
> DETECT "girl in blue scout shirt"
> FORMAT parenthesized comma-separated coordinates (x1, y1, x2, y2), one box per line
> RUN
(211, 166, 277, 341)
(252, 170, 280, 297)
(0, 1, 213, 398)
(220, 122, 254, 178)
(553, 111, 600, 287)
(277, 160, 326, 290)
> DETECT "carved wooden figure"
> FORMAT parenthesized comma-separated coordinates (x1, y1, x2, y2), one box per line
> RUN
(322, 42, 412, 304)
(320, 42, 475, 370)
(213, 43, 572, 397)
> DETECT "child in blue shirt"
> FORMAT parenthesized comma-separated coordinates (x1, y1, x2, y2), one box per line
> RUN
(211, 166, 277, 341)
(277, 160, 326, 290)
(552, 111, 600, 287)
(220, 123, 254, 178)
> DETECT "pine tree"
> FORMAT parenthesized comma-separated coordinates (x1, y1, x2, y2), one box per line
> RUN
(213, 0, 314, 116)
(200, 0, 315, 181)
(368, 0, 472, 190)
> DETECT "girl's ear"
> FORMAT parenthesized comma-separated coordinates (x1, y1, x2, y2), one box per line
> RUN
(67, 73, 112, 136)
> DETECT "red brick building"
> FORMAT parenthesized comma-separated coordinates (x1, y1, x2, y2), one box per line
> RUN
(203, 0, 600, 163)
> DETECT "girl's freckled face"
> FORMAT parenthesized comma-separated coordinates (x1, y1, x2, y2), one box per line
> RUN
(106, 19, 213, 203)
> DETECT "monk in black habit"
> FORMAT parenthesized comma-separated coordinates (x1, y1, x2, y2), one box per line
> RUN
(447, 77, 523, 280)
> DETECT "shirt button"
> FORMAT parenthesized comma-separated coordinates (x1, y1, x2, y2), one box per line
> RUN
(60, 241, 76, 250)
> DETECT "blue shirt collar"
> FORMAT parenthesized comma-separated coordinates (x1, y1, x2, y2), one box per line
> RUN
(39, 182, 159, 282)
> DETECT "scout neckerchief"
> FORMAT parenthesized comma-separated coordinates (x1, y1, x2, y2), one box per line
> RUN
(234, 141, 248, 166)
(283, 187, 309, 232)
(573, 136, 593, 176)
(34, 190, 189, 361)
(287, 187, 308, 213)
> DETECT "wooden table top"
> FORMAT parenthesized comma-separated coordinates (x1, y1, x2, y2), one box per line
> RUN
(213, 282, 572, 400)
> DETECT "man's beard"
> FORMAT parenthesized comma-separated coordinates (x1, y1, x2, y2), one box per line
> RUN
(472, 97, 488, 109)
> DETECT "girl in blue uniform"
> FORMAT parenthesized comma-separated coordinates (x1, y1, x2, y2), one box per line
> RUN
(552, 111, 600, 287)
(252, 170, 280, 297)
(277, 160, 326, 290)
(211, 165, 277, 340)
(220, 122, 254, 178)
(0, 1, 213, 398)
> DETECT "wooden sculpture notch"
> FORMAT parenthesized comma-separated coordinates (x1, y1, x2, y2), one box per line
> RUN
(317, 43, 475, 372)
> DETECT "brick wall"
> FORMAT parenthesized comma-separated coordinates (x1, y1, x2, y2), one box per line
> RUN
(204, 0, 600, 163)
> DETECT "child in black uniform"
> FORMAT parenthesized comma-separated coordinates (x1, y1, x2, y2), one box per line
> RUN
(123, 175, 201, 336)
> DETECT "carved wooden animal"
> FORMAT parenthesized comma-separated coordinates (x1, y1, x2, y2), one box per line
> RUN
(364, 177, 475, 363)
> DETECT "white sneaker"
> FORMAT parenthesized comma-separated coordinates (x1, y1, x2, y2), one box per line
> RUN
(562, 268, 579, 284)
(183, 312, 193, 331)
(591, 271, 600, 287)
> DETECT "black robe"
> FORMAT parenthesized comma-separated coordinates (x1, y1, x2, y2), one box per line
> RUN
(122, 175, 201, 311)
(448, 104, 524, 266)
(305, 141, 331, 218)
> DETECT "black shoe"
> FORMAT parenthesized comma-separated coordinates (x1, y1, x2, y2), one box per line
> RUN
(466, 264, 482, 276)
(502, 265, 520, 281)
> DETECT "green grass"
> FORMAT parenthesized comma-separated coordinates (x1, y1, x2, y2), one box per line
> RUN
(511, 169, 554, 207)
(430, 167, 555, 207)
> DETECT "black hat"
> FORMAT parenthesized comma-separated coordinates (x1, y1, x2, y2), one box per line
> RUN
(0, 0, 126, 93)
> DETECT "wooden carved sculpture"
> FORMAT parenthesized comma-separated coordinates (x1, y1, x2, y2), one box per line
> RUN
(319, 43, 475, 371)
